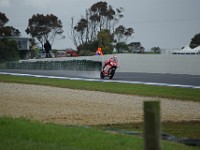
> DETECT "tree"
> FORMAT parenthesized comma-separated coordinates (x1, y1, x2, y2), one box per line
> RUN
(124, 27, 134, 42)
(26, 14, 64, 49)
(0, 12, 20, 62)
(190, 33, 200, 49)
(97, 29, 113, 54)
(74, 18, 88, 46)
(70, 1, 125, 52)
(114, 25, 134, 42)
(0, 12, 21, 36)
(128, 42, 143, 53)
(0, 12, 8, 27)
(0, 38, 19, 62)
(151, 47, 160, 53)
(114, 25, 125, 42)
(115, 42, 128, 53)
(0, 26, 21, 36)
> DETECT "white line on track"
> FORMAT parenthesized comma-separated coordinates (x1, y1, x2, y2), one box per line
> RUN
(1, 72, 200, 89)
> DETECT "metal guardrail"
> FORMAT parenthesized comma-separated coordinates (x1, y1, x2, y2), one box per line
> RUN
(4, 60, 102, 71)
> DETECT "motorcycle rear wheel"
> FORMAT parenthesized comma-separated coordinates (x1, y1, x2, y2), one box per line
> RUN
(100, 71, 105, 79)
(109, 68, 116, 79)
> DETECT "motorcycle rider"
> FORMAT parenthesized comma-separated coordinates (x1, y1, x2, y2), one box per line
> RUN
(103, 55, 118, 74)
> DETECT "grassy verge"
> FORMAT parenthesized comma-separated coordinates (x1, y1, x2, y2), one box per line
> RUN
(97, 121, 200, 139)
(0, 74, 200, 102)
(0, 117, 199, 150)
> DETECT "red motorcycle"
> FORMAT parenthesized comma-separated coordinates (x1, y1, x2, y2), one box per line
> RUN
(100, 58, 118, 79)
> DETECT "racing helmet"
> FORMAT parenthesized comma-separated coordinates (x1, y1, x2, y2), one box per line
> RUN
(113, 55, 118, 62)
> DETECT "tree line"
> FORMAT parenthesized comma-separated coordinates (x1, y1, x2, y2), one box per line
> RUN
(0, 1, 200, 62)
(0, 1, 135, 59)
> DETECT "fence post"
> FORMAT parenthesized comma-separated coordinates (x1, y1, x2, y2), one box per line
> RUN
(144, 101, 161, 150)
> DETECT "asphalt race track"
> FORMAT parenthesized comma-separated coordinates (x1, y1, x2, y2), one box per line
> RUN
(0, 69, 200, 88)
(114, 72, 200, 86)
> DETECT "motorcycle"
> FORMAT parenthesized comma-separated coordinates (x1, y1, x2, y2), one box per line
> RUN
(100, 61, 118, 79)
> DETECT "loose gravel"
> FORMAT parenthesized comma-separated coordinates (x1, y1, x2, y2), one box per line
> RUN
(0, 83, 199, 125)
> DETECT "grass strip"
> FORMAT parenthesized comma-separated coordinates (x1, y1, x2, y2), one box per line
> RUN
(0, 117, 199, 150)
(97, 121, 200, 139)
(0, 74, 200, 102)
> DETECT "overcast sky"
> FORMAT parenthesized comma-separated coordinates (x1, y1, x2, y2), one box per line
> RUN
(1, 0, 200, 50)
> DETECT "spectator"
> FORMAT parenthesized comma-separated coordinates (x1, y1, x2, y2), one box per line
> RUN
(44, 40, 52, 58)
(96, 47, 103, 56)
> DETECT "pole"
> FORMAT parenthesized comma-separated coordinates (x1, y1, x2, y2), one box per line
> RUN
(144, 101, 161, 150)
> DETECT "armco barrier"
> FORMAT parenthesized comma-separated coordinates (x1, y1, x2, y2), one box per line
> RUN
(5, 60, 102, 71)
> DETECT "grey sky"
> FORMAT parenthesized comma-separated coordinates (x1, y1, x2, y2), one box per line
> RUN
(1, 0, 200, 50)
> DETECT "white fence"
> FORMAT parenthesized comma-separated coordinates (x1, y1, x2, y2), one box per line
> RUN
(115, 54, 200, 75)
(25, 54, 200, 75)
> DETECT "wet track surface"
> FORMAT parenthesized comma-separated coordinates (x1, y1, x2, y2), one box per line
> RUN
(0, 69, 200, 88)
(114, 72, 200, 86)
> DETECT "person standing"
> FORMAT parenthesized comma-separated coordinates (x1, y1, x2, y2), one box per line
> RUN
(44, 40, 52, 58)
(96, 47, 103, 56)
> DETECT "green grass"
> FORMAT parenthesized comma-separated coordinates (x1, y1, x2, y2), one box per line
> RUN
(97, 121, 200, 139)
(0, 74, 200, 102)
(0, 117, 199, 150)
(162, 121, 200, 139)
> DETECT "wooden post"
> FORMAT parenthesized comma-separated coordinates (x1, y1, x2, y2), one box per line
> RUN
(144, 101, 161, 150)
